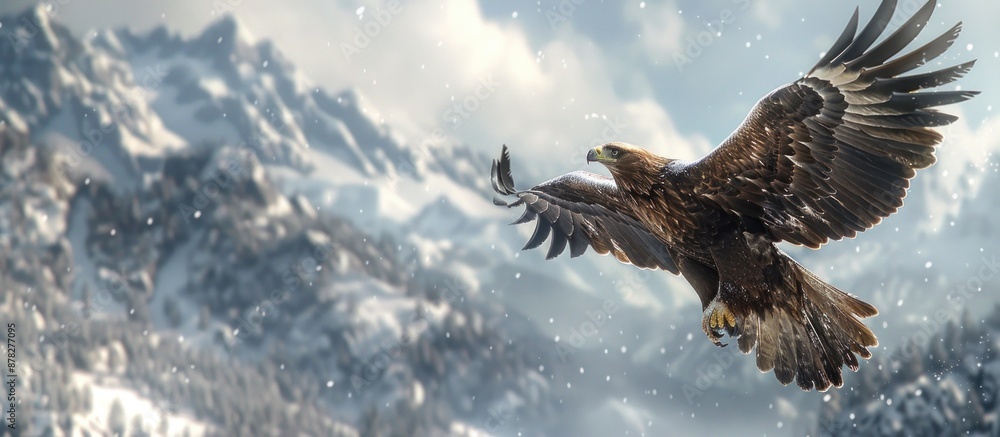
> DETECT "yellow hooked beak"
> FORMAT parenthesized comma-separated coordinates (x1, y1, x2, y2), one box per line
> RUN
(586, 146, 603, 163)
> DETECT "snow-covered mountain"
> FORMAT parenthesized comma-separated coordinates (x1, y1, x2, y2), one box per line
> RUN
(0, 5, 668, 435)
(2, 3, 1000, 436)
(816, 305, 1000, 436)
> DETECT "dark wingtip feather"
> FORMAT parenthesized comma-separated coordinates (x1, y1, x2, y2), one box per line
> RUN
(808, 7, 859, 75)
(871, 60, 977, 93)
(831, 0, 898, 65)
(510, 208, 536, 225)
(490, 159, 504, 195)
(522, 219, 551, 251)
(845, 0, 937, 70)
(545, 231, 568, 259)
(568, 232, 589, 257)
(492, 197, 508, 206)
(491, 145, 518, 196)
(499, 144, 516, 194)
(965, 59, 979, 73)
(890, 90, 980, 110)
(866, 21, 963, 78)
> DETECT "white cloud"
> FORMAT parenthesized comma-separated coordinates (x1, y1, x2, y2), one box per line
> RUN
(622, 0, 685, 64)
(0, 0, 713, 178)
(913, 109, 1000, 233)
(254, 0, 708, 175)
(750, 0, 786, 30)
(12, 0, 994, 186)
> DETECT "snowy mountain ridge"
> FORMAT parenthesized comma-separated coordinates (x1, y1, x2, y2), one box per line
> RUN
(2, 4, 1000, 436)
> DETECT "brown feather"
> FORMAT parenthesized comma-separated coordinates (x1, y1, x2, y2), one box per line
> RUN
(491, 0, 973, 392)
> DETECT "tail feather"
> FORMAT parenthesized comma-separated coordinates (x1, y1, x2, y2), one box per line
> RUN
(745, 257, 878, 391)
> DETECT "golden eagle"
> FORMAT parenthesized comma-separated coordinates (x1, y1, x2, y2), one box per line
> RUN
(491, 0, 977, 391)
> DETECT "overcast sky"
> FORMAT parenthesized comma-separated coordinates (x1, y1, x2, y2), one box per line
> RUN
(1, 0, 997, 176)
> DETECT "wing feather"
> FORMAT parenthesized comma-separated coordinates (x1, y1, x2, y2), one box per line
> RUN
(491, 145, 679, 273)
(523, 218, 551, 251)
(685, 0, 976, 249)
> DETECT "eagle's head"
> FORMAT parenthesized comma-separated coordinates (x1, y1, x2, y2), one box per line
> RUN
(586, 142, 646, 168)
(587, 142, 669, 193)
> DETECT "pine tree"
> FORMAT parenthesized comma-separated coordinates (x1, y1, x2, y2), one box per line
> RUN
(359, 406, 383, 437)
(164, 297, 182, 327)
(108, 343, 124, 374)
(108, 398, 127, 436)
(130, 413, 150, 437)
(82, 384, 93, 411)
(61, 414, 74, 434)
(157, 411, 170, 436)
(198, 305, 211, 330)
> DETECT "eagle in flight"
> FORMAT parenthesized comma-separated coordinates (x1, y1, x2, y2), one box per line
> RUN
(490, 0, 977, 391)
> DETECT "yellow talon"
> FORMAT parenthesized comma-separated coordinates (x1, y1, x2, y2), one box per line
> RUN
(710, 307, 733, 329)
(702, 300, 740, 347)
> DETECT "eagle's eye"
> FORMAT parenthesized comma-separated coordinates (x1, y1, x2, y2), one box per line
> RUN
(609, 148, 621, 158)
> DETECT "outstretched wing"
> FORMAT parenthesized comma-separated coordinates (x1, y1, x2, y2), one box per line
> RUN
(685, 0, 977, 248)
(491, 145, 679, 273)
